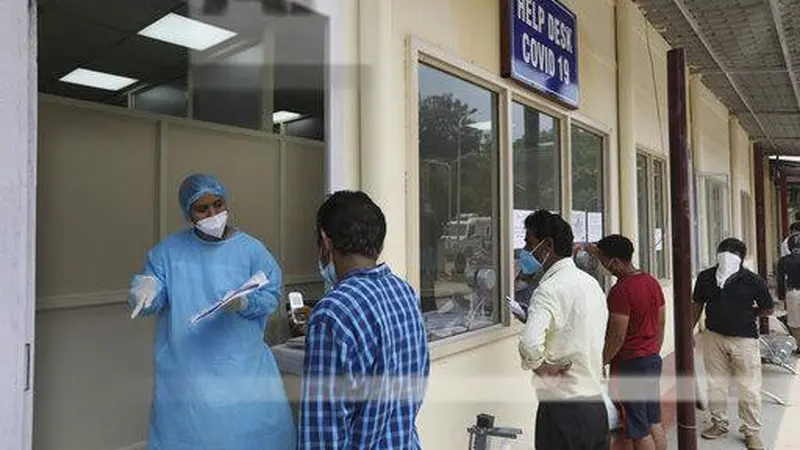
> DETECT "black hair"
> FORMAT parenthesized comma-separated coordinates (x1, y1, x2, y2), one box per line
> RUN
(794, 211, 800, 222)
(790, 221, 800, 233)
(717, 237, 747, 259)
(316, 190, 386, 260)
(596, 234, 635, 262)
(524, 210, 574, 258)
(789, 233, 800, 252)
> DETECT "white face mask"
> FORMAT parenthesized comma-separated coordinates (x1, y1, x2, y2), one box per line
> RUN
(195, 211, 229, 239)
(715, 251, 742, 287)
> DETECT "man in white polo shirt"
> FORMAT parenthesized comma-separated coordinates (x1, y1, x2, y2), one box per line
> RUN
(518, 210, 610, 449)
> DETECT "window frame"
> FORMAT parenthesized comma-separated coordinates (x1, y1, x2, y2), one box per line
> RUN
(698, 173, 731, 269)
(569, 124, 608, 283)
(636, 149, 671, 280)
(741, 190, 754, 255)
(407, 38, 577, 352)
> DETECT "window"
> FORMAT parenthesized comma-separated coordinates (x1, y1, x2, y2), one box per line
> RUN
(511, 103, 561, 216)
(571, 126, 604, 279)
(636, 152, 669, 279)
(653, 160, 667, 278)
(741, 191, 754, 253)
(418, 63, 499, 342)
(703, 176, 730, 266)
(510, 103, 560, 296)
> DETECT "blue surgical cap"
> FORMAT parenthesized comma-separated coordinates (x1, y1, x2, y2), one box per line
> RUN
(178, 174, 228, 217)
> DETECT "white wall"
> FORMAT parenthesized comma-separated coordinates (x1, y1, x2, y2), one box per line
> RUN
(388, 0, 619, 445)
(34, 98, 324, 450)
(0, 1, 36, 449)
(383, 1, 756, 447)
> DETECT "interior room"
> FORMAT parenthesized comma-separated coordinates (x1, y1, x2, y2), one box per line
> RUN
(34, 1, 326, 448)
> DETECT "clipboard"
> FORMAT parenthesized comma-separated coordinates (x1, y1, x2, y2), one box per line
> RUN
(190, 271, 269, 325)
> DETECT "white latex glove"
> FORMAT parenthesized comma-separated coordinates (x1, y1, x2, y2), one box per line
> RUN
(223, 296, 248, 313)
(130, 276, 158, 319)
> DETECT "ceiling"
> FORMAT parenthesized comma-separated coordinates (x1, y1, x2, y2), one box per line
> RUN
(634, 0, 800, 156)
(37, 0, 326, 116)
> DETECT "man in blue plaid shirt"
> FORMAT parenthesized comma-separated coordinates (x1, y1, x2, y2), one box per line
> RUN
(298, 191, 430, 449)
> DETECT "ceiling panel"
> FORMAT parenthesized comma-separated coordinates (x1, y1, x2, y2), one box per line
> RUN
(38, 8, 129, 78)
(733, 72, 800, 113)
(44, 0, 174, 32)
(89, 36, 188, 81)
(701, 72, 748, 112)
(635, 0, 800, 153)
(758, 113, 800, 139)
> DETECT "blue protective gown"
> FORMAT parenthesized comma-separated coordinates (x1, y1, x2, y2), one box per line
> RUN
(130, 229, 296, 450)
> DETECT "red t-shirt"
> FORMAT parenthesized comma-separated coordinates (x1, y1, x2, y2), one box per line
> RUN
(607, 272, 665, 363)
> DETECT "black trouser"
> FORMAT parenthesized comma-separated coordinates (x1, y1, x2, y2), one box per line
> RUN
(535, 395, 609, 450)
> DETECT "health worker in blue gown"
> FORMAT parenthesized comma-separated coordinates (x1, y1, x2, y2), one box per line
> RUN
(128, 174, 296, 450)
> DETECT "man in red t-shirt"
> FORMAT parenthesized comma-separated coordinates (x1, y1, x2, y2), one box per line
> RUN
(594, 235, 666, 450)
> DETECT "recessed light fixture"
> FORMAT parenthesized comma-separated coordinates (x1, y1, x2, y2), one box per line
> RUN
(59, 68, 138, 91)
(273, 110, 303, 124)
(138, 13, 237, 51)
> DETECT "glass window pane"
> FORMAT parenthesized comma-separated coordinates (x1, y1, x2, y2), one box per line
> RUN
(418, 64, 499, 342)
(706, 179, 727, 265)
(512, 103, 561, 214)
(653, 160, 667, 279)
(571, 126, 604, 280)
(636, 154, 651, 273)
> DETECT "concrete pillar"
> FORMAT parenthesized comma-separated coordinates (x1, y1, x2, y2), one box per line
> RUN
(0, 1, 36, 448)
(316, 0, 360, 192)
(615, 0, 639, 263)
(358, 0, 407, 275)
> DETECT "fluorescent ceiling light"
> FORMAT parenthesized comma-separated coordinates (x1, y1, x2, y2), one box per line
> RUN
(138, 13, 237, 51)
(59, 68, 138, 91)
(273, 111, 302, 124)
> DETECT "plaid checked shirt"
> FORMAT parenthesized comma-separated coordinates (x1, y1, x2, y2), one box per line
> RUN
(298, 264, 430, 449)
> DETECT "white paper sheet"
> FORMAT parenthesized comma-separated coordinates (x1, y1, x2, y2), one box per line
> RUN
(572, 210, 587, 242)
(587, 212, 603, 242)
(190, 271, 269, 325)
(513, 209, 534, 249)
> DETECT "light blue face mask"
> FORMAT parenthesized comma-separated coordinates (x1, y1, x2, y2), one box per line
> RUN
(518, 241, 546, 275)
(318, 259, 337, 292)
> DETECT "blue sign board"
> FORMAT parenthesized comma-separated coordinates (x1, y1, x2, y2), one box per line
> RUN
(501, 0, 579, 109)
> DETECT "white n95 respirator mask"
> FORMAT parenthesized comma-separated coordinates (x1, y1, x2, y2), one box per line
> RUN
(196, 211, 229, 239)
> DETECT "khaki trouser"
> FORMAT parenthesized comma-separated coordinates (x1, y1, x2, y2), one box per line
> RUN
(701, 331, 762, 435)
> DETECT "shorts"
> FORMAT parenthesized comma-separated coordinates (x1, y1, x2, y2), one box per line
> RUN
(611, 354, 663, 440)
(535, 395, 609, 450)
(786, 290, 800, 328)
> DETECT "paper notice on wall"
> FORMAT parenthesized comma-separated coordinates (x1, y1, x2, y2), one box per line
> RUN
(654, 228, 663, 251)
(588, 213, 603, 242)
(513, 209, 534, 248)
(571, 210, 587, 242)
